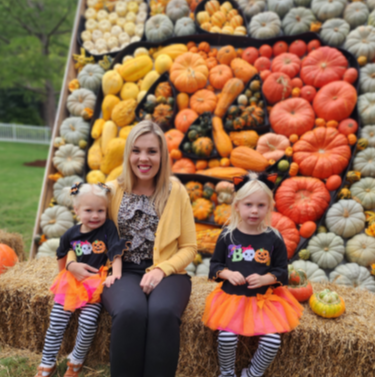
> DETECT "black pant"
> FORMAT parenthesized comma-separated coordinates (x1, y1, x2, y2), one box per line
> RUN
(102, 261, 192, 377)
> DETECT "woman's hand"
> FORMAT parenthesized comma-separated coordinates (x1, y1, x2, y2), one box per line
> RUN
(103, 273, 121, 288)
(246, 273, 276, 289)
(140, 268, 165, 294)
(219, 270, 246, 286)
(68, 262, 98, 282)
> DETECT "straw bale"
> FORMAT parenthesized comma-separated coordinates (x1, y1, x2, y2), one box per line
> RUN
(0, 229, 25, 261)
(1, 262, 375, 376)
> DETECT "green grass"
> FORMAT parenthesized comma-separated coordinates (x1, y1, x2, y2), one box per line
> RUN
(0, 141, 49, 256)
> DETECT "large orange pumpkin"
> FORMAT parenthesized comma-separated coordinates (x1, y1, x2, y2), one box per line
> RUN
(271, 212, 300, 259)
(270, 98, 315, 137)
(300, 47, 347, 88)
(175, 109, 198, 133)
(165, 129, 184, 152)
(293, 127, 351, 179)
(209, 64, 233, 89)
(170, 52, 209, 94)
(271, 53, 301, 79)
(190, 89, 217, 114)
(0, 244, 18, 274)
(313, 81, 357, 122)
(275, 177, 331, 224)
(262, 72, 292, 105)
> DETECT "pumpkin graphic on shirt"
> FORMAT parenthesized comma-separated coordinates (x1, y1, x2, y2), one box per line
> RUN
(92, 240, 106, 254)
(254, 248, 270, 265)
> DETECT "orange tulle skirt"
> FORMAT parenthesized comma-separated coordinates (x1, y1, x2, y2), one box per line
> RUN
(202, 284, 303, 336)
(50, 266, 108, 312)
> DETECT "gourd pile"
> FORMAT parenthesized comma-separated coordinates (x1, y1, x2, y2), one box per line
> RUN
(34, 0, 375, 296)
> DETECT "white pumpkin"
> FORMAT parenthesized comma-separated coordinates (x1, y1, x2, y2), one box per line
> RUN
(307, 232, 345, 269)
(282, 8, 316, 36)
(353, 147, 375, 178)
(360, 125, 375, 147)
(53, 175, 84, 208)
(311, 0, 346, 21)
(196, 259, 210, 277)
(291, 260, 328, 282)
(40, 206, 74, 238)
(359, 64, 375, 94)
(53, 144, 85, 176)
(238, 0, 266, 18)
(267, 0, 293, 19)
(329, 263, 375, 292)
(358, 93, 375, 126)
(248, 11, 281, 39)
(346, 233, 375, 267)
(343, 2, 369, 30)
(66, 88, 96, 117)
(166, 0, 190, 23)
(59, 117, 90, 146)
(351, 178, 375, 210)
(320, 19, 350, 47)
(36, 238, 60, 259)
(344, 26, 375, 61)
(145, 15, 174, 42)
(77, 64, 105, 93)
(175, 17, 196, 36)
(325, 199, 365, 239)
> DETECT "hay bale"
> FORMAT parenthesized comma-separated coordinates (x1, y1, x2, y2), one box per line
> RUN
(0, 229, 25, 261)
(1, 261, 375, 376)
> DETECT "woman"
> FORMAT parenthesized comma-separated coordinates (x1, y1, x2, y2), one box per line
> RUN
(69, 121, 197, 377)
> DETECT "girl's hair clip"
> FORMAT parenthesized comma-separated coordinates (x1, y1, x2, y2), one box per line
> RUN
(233, 173, 277, 192)
(70, 182, 83, 196)
(97, 182, 110, 194)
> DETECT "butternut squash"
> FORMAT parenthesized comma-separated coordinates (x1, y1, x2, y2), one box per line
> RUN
(230, 146, 269, 171)
(88, 137, 102, 170)
(214, 78, 244, 117)
(101, 121, 118, 154)
(196, 166, 247, 180)
(212, 116, 233, 158)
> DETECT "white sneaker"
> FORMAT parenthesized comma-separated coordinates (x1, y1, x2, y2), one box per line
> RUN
(241, 368, 249, 377)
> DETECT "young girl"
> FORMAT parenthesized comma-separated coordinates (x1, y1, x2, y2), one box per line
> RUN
(202, 173, 303, 377)
(35, 183, 124, 377)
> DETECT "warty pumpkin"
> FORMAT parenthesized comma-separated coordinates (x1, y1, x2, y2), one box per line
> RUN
(212, 116, 233, 158)
(256, 133, 290, 161)
(309, 289, 345, 318)
(214, 78, 245, 117)
(111, 99, 137, 127)
(192, 198, 214, 220)
(214, 203, 231, 225)
(230, 146, 269, 171)
(229, 130, 259, 148)
(293, 127, 351, 179)
(190, 90, 217, 114)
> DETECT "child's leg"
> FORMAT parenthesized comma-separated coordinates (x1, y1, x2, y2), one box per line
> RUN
(244, 333, 281, 377)
(41, 303, 72, 366)
(69, 302, 102, 363)
(217, 330, 239, 377)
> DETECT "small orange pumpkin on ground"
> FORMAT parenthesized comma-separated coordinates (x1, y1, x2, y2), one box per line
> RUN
(190, 89, 217, 114)
(170, 149, 182, 160)
(0, 244, 18, 274)
(326, 120, 338, 128)
(172, 158, 196, 174)
(315, 118, 326, 127)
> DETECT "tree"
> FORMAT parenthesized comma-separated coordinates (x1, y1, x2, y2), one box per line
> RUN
(0, 0, 77, 128)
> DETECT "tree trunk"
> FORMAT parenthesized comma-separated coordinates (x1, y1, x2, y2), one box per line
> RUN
(42, 79, 56, 129)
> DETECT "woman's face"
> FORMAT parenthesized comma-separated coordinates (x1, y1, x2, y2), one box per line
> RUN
(130, 132, 161, 184)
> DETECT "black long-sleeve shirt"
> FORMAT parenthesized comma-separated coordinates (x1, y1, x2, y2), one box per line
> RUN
(209, 228, 288, 297)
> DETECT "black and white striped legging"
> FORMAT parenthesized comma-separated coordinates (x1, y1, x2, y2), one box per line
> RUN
(41, 302, 102, 365)
(218, 331, 281, 377)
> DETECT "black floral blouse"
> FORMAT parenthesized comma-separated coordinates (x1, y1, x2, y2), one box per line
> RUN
(117, 192, 159, 264)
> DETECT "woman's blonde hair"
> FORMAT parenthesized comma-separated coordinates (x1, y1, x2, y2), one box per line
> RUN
(117, 120, 171, 216)
(223, 173, 276, 241)
(72, 183, 109, 208)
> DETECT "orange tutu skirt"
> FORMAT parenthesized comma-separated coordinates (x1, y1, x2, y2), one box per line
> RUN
(50, 266, 108, 312)
(202, 284, 303, 336)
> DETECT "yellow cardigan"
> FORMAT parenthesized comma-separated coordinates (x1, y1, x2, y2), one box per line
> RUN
(108, 179, 197, 276)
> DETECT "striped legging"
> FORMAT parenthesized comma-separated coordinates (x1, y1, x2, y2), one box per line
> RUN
(218, 331, 281, 377)
(41, 302, 102, 365)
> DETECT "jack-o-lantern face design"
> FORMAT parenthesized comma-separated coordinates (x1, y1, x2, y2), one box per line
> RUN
(92, 240, 106, 254)
(254, 248, 270, 265)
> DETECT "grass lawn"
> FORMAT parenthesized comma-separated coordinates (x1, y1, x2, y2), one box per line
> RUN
(0, 141, 49, 257)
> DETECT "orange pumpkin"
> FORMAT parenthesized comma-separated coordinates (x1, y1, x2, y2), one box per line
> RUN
(172, 158, 196, 174)
(256, 133, 290, 161)
(230, 146, 269, 171)
(92, 240, 106, 254)
(293, 127, 351, 179)
(198, 41, 211, 53)
(155, 82, 172, 98)
(299, 221, 317, 239)
(176, 93, 190, 111)
(190, 90, 217, 114)
(175, 109, 198, 133)
(214, 78, 244, 117)
(206, 56, 218, 70)
(325, 175, 342, 191)
(271, 53, 301, 79)
(217, 45, 237, 65)
(196, 159, 208, 170)
(165, 129, 184, 152)
(0, 244, 18, 274)
(230, 58, 257, 84)
(262, 72, 292, 105)
(209, 64, 233, 89)
(170, 52, 209, 94)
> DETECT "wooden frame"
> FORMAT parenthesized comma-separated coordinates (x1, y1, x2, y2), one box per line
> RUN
(30, 0, 86, 258)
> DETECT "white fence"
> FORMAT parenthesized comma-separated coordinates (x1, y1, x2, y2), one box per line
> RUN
(0, 123, 51, 145)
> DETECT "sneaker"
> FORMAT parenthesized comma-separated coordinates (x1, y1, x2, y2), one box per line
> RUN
(63, 362, 84, 377)
(241, 368, 250, 377)
(34, 365, 57, 377)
